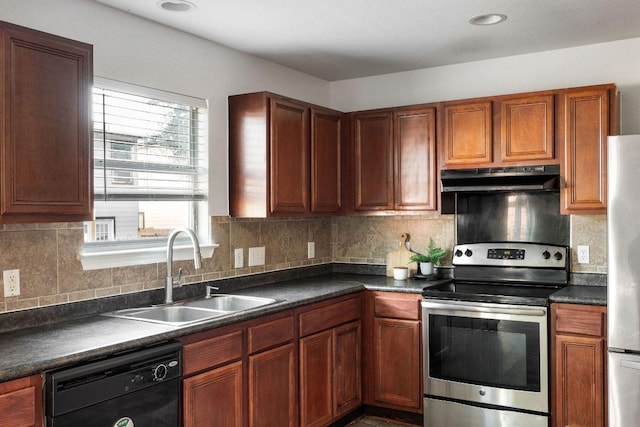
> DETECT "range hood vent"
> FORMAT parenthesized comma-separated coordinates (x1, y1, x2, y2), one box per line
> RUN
(441, 165, 561, 193)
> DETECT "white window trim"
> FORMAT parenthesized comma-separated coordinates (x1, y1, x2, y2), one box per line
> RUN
(79, 77, 213, 271)
(78, 238, 218, 270)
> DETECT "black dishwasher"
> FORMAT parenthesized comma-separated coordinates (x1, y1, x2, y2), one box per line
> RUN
(45, 341, 181, 427)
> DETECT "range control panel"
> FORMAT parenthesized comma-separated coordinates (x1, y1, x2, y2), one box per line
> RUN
(453, 242, 568, 268)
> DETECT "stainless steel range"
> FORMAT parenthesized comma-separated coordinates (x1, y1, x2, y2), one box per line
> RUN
(421, 242, 569, 427)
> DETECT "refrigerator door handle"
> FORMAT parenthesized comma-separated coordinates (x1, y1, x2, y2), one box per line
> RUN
(621, 359, 640, 371)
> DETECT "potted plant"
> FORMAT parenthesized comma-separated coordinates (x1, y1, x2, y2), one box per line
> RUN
(409, 238, 447, 275)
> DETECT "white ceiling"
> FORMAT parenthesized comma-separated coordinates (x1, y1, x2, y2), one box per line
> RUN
(94, 0, 640, 81)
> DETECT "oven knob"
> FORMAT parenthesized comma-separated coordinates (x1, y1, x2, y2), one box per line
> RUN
(554, 252, 563, 261)
(455, 249, 463, 257)
(542, 250, 551, 259)
(465, 249, 473, 257)
(152, 364, 168, 381)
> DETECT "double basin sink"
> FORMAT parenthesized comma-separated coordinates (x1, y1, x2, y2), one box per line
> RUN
(105, 289, 277, 327)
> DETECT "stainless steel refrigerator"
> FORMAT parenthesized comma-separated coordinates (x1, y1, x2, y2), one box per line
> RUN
(608, 134, 640, 426)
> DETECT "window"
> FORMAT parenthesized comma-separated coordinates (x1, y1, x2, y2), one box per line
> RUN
(79, 78, 214, 270)
(86, 78, 208, 242)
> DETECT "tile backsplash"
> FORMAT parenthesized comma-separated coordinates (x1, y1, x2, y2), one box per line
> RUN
(0, 214, 606, 314)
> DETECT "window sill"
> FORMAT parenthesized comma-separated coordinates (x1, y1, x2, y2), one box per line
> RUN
(78, 240, 219, 270)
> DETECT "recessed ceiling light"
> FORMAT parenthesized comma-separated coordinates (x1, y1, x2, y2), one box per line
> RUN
(157, 0, 196, 12)
(468, 14, 507, 26)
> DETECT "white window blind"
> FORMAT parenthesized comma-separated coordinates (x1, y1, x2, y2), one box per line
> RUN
(93, 79, 208, 202)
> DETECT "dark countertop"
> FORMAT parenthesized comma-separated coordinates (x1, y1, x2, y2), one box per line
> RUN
(549, 285, 607, 306)
(0, 273, 438, 383)
(0, 272, 604, 384)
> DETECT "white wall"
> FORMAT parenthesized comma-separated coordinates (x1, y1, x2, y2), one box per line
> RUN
(330, 38, 640, 135)
(3, 0, 331, 216)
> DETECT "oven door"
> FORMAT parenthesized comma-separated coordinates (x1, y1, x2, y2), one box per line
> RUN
(422, 299, 548, 414)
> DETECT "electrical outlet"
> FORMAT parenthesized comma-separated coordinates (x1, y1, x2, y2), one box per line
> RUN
(234, 248, 244, 269)
(577, 245, 590, 264)
(308, 242, 315, 259)
(248, 247, 265, 267)
(3, 269, 20, 297)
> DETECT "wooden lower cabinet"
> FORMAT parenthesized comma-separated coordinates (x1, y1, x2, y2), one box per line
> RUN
(551, 303, 607, 427)
(372, 317, 421, 410)
(299, 321, 362, 427)
(0, 374, 42, 427)
(183, 361, 243, 427)
(298, 294, 362, 426)
(249, 343, 297, 427)
(364, 292, 423, 413)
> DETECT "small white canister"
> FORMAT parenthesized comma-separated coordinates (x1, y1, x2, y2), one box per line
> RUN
(393, 266, 409, 280)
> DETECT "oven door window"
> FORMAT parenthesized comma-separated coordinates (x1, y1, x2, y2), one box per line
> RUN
(429, 314, 540, 391)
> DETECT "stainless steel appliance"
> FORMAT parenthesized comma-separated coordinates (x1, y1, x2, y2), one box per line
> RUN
(45, 341, 181, 427)
(422, 242, 569, 427)
(607, 134, 640, 427)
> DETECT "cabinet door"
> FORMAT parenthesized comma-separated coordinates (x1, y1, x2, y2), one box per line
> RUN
(443, 101, 492, 166)
(269, 97, 309, 215)
(0, 375, 42, 427)
(0, 22, 92, 223)
(300, 330, 333, 427)
(333, 321, 362, 418)
(249, 343, 297, 427)
(183, 361, 243, 427)
(373, 317, 422, 410)
(311, 108, 342, 214)
(560, 88, 611, 214)
(500, 94, 555, 163)
(553, 335, 605, 427)
(353, 112, 394, 211)
(394, 108, 436, 211)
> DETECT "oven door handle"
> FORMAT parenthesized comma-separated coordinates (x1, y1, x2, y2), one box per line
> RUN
(422, 301, 546, 317)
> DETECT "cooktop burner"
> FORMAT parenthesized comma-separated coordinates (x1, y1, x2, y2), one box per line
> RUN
(422, 242, 570, 306)
(422, 280, 564, 306)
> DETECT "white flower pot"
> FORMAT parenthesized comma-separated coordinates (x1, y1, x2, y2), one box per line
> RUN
(419, 262, 434, 275)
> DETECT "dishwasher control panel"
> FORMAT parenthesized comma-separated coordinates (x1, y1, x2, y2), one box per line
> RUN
(124, 353, 180, 392)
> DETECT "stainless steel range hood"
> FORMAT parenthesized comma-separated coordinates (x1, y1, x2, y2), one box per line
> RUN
(440, 165, 560, 193)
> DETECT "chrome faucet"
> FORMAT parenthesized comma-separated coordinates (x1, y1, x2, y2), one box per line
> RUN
(165, 227, 202, 304)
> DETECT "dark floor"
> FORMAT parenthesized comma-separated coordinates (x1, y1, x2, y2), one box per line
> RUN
(348, 415, 417, 427)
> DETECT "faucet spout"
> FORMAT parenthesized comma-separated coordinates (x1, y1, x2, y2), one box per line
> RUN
(165, 227, 202, 304)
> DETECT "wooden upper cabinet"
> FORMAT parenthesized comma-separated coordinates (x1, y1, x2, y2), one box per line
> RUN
(350, 107, 437, 213)
(229, 92, 342, 217)
(0, 21, 92, 223)
(499, 94, 555, 163)
(353, 111, 394, 211)
(443, 94, 557, 168)
(442, 100, 492, 166)
(394, 108, 437, 211)
(269, 97, 310, 214)
(310, 107, 342, 213)
(559, 85, 617, 214)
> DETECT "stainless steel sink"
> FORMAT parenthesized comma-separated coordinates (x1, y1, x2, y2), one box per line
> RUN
(105, 306, 229, 326)
(184, 294, 276, 311)
(103, 292, 277, 326)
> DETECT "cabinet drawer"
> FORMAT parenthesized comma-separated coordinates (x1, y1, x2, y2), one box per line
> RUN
(182, 330, 243, 376)
(554, 304, 606, 337)
(248, 315, 295, 354)
(299, 295, 361, 337)
(0, 375, 40, 427)
(374, 294, 421, 320)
